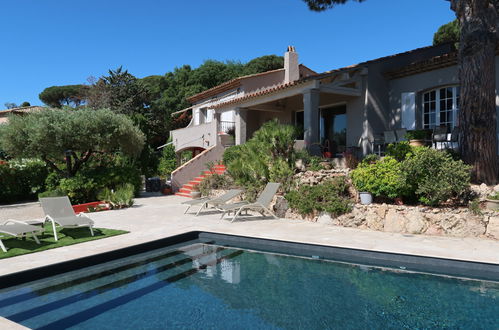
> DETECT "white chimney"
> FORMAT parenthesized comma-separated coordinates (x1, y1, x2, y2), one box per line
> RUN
(284, 46, 299, 84)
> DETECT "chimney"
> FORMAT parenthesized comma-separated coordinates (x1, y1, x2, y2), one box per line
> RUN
(284, 46, 299, 84)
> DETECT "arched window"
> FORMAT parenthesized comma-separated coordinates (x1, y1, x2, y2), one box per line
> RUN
(422, 86, 460, 129)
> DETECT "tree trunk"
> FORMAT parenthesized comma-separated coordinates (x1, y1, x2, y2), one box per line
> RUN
(451, 0, 498, 184)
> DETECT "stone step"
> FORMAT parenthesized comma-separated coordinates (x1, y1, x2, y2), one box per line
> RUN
(175, 192, 193, 198)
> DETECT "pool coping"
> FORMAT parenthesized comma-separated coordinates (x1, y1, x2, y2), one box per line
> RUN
(1, 231, 498, 291)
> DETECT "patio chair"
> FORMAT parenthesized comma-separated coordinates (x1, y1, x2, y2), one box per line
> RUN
(395, 128, 408, 142)
(182, 189, 244, 216)
(219, 182, 281, 223)
(372, 134, 385, 156)
(0, 220, 44, 252)
(446, 127, 460, 149)
(39, 196, 95, 241)
(432, 126, 448, 149)
(383, 130, 397, 145)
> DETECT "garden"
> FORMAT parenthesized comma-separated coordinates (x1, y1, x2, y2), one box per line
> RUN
(198, 121, 499, 240)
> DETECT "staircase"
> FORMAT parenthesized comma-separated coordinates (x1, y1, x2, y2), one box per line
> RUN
(175, 164, 226, 198)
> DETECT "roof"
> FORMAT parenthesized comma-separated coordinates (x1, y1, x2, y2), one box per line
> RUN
(212, 44, 457, 109)
(186, 64, 317, 103)
(0, 106, 45, 116)
(386, 44, 499, 79)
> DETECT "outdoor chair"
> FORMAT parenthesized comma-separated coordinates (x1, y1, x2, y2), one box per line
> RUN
(395, 128, 408, 142)
(39, 196, 95, 241)
(0, 220, 44, 252)
(432, 126, 448, 149)
(182, 189, 244, 216)
(383, 130, 397, 146)
(372, 134, 385, 156)
(446, 127, 460, 149)
(218, 182, 280, 223)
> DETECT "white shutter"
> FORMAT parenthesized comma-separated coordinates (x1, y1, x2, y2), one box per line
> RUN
(401, 92, 416, 130)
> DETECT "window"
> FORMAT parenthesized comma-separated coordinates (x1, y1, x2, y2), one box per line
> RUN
(422, 86, 460, 129)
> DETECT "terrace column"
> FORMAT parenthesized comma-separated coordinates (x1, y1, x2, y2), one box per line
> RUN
(303, 89, 320, 155)
(235, 107, 247, 145)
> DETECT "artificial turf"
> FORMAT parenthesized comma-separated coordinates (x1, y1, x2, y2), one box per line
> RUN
(0, 223, 128, 259)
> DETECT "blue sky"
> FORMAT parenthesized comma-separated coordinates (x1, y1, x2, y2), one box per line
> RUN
(0, 0, 455, 107)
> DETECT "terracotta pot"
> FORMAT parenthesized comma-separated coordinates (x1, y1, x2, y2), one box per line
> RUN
(409, 139, 425, 147)
(162, 188, 172, 195)
(323, 151, 333, 158)
(394, 197, 404, 205)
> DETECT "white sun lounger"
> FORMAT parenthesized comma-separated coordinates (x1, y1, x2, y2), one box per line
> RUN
(0, 220, 44, 252)
(39, 196, 95, 241)
(219, 182, 280, 222)
(182, 189, 244, 216)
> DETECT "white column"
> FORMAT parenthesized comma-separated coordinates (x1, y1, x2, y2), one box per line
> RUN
(235, 108, 247, 145)
(303, 89, 320, 154)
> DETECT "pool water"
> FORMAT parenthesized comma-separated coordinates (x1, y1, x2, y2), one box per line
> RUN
(0, 242, 498, 329)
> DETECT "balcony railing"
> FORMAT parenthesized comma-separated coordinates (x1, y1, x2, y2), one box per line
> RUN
(218, 121, 235, 134)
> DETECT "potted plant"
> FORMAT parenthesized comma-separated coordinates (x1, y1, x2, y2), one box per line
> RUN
(485, 192, 499, 210)
(405, 130, 428, 147)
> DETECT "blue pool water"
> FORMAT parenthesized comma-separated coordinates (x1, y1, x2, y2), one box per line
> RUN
(0, 241, 498, 329)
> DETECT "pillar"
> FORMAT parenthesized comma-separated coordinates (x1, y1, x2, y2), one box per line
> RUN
(303, 89, 320, 155)
(235, 108, 247, 145)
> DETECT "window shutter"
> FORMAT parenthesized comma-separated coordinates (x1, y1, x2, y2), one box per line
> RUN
(401, 92, 416, 130)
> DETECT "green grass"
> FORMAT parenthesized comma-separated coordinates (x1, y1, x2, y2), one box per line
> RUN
(0, 224, 128, 259)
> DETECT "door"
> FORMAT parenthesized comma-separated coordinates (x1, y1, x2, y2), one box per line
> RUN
(320, 105, 347, 157)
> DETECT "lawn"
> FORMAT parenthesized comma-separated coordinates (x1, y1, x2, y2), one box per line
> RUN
(0, 223, 128, 259)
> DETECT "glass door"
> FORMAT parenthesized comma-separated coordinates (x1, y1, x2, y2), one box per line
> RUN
(320, 105, 347, 157)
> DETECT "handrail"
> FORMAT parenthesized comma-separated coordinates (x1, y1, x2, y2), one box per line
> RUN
(171, 145, 216, 177)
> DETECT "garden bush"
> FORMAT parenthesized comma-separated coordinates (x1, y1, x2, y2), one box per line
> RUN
(98, 183, 135, 209)
(225, 119, 298, 195)
(0, 159, 48, 204)
(43, 154, 142, 204)
(401, 147, 471, 206)
(157, 143, 176, 178)
(198, 173, 234, 197)
(386, 141, 415, 161)
(285, 177, 352, 217)
(350, 156, 406, 199)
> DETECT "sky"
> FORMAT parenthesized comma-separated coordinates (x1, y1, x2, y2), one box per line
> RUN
(0, 0, 456, 108)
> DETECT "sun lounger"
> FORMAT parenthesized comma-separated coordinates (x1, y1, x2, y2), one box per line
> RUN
(39, 196, 95, 241)
(0, 220, 44, 252)
(219, 182, 280, 222)
(182, 189, 243, 216)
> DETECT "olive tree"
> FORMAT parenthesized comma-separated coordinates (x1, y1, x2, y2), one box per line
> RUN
(0, 108, 145, 177)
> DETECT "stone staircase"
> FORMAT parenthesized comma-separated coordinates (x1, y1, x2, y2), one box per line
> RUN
(175, 164, 226, 198)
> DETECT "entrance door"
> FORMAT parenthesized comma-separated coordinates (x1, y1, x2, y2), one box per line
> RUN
(320, 105, 347, 157)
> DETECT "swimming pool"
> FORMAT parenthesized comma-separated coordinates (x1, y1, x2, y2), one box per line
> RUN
(0, 232, 498, 329)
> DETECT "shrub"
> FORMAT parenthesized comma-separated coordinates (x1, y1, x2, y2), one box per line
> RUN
(225, 120, 298, 195)
(0, 159, 48, 204)
(223, 145, 244, 165)
(98, 183, 135, 209)
(285, 177, 352, 217)
(308, 156, 324, 171)
(350, 156, 406, 199)
(386, 141, 414, 161)
(158, 143, 176, 178)
(405, 129, 429, 140)
(198, 173, 233, 197)
(401, 147, 471, 206)
(42, 154, 142, 204)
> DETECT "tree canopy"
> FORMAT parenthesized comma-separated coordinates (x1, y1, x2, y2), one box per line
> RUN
(0, 108, 144, 177)
(39, 85, 88, 108)
(433, 19, 460, 46)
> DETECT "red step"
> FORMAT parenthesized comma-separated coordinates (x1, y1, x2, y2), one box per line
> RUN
(176, 165, 227, 199)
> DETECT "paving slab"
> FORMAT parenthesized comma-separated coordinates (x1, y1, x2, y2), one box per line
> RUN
(0, 195, 498, 278)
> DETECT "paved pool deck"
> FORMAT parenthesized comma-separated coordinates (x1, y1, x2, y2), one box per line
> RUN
(1, 195, 499, 278)
(1, 195, 499, 329)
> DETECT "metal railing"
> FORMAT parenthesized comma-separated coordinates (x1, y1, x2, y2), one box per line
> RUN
(218, 121, 235, 134)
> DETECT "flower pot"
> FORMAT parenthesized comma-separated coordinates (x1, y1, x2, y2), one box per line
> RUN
(485, 199, 499, 211)
(162, 188, 172, 195)
(394, 197, 404, 205)
(359, 192, 372, 205)
(409, 139, 425, 147)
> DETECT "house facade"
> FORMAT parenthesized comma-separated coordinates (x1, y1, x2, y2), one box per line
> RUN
(170, 44, 499, 191)
(0, 106, 45, 124)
